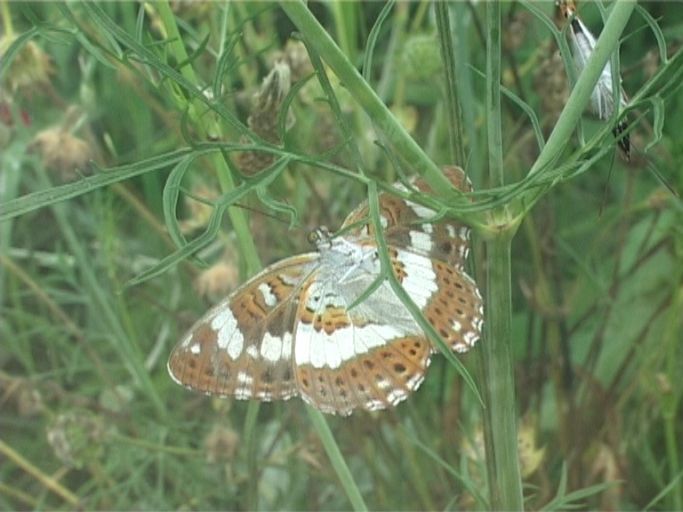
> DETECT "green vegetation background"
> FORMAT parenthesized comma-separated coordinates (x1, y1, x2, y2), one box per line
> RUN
(1, 1, 682, 510)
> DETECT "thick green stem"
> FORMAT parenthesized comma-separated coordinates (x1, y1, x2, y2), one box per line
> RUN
(486, 2, 504, 189)
(279, 0, 452, 193)
(481, 2, 524, 510)
(157, 2, 266, 505)
(663, 280, 683, 510)
(482, 235, 523, 510)
(1, 0, 14, 37)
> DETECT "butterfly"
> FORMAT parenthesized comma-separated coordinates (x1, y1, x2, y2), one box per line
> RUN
(168, 166, 483, 415)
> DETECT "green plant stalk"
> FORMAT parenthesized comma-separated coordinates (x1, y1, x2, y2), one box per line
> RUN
(452, 2, 483, 181)
(663, 279, 683, 510)
(279, 0, 454, 194)
(155, 2, 200, 85)
(0, 438, 80, 507)
(486, 1, 504, 188)
(0, 145, 22, 309)
(481, 235, 522, 510)
(481, 2, 524, 510)
(306, 407, 368, 511)
(435, 2, 466, 167)
(328, 1, 358, 65)
(1, 0, 13, 37)
(155, 0, 261, 276)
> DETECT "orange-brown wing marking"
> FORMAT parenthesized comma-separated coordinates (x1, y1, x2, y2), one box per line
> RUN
(423, 260, 483, 353)
(295, 334, 432, 416)
(292, 277, 433, 415)
(387, 244, 483, 354)
(168, 254, 318, 401)
(341, 166, 473, 267)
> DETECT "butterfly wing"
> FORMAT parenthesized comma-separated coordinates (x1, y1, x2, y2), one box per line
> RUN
(341, 166, 473, 268)
(340, 166, 483, 354)
(170, 166, 483, 415)
(291, 274, 432, 416)
(168, 254, 319, 402)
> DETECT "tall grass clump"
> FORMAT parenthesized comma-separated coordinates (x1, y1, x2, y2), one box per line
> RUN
(1, 1, 682, 510)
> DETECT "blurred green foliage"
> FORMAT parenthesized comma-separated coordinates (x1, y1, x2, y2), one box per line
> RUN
(1, 1, 682, 510)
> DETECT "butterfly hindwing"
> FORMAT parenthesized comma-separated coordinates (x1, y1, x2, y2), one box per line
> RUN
(292, 278, 432, 415)
(341, 166, 483, 354)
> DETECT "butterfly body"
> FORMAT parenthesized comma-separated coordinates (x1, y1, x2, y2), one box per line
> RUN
(168, 166, 483, 415)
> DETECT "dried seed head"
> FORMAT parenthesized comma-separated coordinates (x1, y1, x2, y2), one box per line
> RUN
(204, 424, 239, 463)
(282, 40, 314, 82)
(534, 44, 570, 125)
(46, 410, 109, 469)
(195, 261, 239, 301)
(252, 60, 292, 117)
(170, 0, 213, 21)
(30, 126, 93, 182)
(0, 39, 53, 95)
(17, 387, 45, 418)
(1, 376, 46, 418)
(236, 60, 294, 175)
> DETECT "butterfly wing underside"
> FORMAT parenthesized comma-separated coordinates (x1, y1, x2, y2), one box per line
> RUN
(290, 272, 433, 415)
(168, 254, 318, 401)
(168, 166, 484, 415)
(340, 165, 484, 354)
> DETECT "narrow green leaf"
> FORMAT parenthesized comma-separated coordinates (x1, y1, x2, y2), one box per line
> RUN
(0, 149, 194, 222)
(362, 0, 394, 83)
(306, 407, 367, 511)
(0, 27, 39, 81)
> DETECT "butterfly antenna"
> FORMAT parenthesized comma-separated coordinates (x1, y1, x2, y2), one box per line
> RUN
(645, 162, 679, 198)
(624, 136, 678, 198)
(598, 158, 616, 218)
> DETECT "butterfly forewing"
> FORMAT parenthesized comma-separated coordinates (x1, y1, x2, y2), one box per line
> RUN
(341, 166, 473, 268)
(168, 254, 319, 401)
